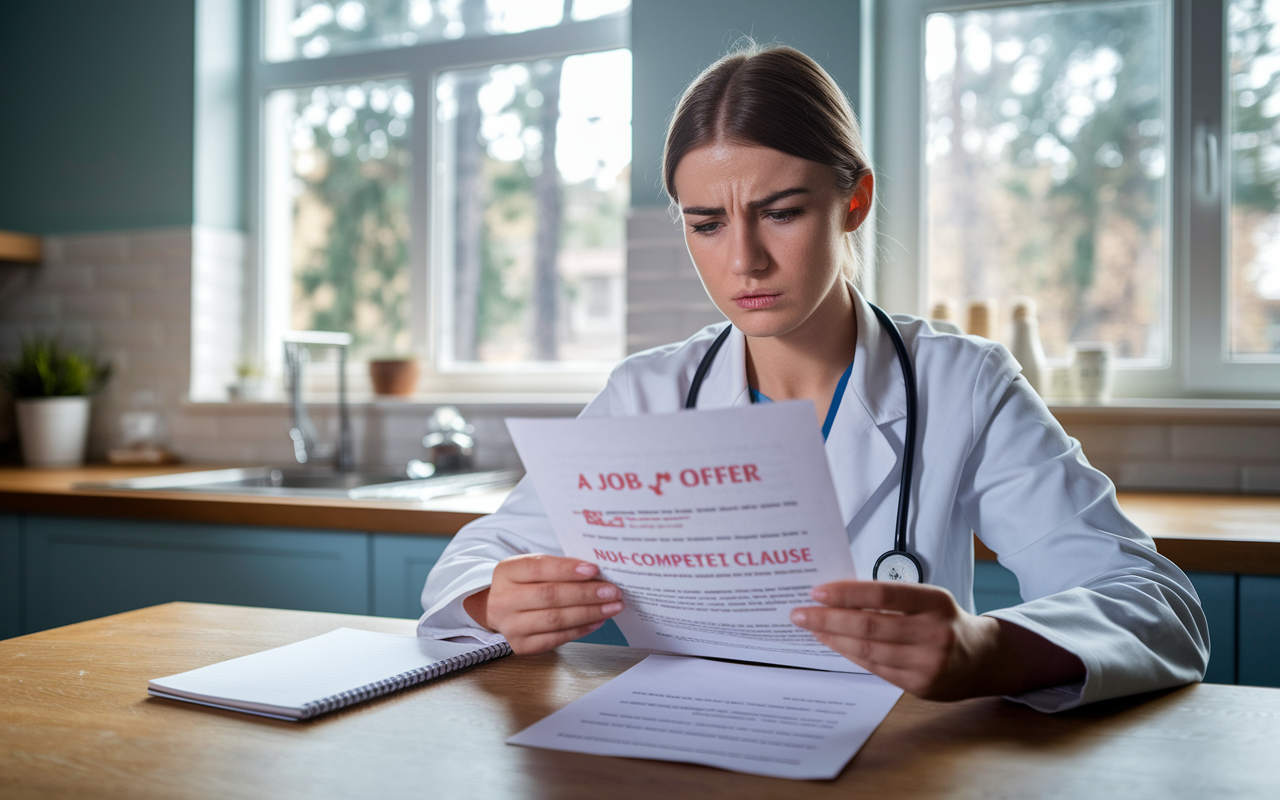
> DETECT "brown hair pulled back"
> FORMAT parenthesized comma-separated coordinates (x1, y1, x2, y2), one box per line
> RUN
(662, 42, 873, 277)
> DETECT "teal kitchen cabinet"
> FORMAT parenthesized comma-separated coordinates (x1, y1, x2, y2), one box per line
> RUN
(1, 514, 20, 639)
(1239, 575, 1280, 688)
(973, 560, 1021, 615)
(1187, 571, 1237, 685)
(371, 533, 450, 619)
(24, 516, 369, 633)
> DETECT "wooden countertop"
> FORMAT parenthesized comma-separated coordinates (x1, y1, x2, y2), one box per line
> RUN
(2, 601, 1277, 799)
(2, 466, 1279, 573)
(0, 465, 503, 535)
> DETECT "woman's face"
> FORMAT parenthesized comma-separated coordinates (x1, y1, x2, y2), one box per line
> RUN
(672, 141, 871, 341)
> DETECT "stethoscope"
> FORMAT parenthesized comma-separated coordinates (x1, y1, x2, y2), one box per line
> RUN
(684, 303, 924, 583)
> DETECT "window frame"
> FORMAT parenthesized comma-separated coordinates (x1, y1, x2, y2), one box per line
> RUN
(245, 3, 630, 395)
(871, 0, 1280, 399)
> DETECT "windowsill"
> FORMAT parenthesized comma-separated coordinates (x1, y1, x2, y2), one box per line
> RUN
(1046, 398, 1280, 425)
(183, 392, 598, 411)
(184, 395, 1280, 424)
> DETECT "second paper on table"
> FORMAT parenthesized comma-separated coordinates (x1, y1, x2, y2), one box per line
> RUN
(507, 402, 861, 672)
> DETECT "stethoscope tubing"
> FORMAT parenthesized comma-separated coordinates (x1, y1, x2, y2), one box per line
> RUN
(868, 304, 918, 555)
(684, 304, 920, 575)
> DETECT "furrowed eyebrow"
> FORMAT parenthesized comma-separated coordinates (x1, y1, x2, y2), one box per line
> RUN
(747, 187, 809, 209)
(680, 187, 810, 217)
(681, 204, 725, 216)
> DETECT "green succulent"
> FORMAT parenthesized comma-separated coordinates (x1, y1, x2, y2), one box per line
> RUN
(2, 337, 111, 398)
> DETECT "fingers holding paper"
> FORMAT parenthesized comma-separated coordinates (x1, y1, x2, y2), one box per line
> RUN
(789, 580, 1000, 701)
(463, 554, 625, 655)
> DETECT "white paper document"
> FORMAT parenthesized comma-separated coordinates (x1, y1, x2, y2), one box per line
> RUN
(507, 655, 903, 780)
(507, 402, 861, 672)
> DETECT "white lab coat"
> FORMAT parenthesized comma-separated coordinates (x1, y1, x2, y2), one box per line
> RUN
(419, 289, 1209, 712)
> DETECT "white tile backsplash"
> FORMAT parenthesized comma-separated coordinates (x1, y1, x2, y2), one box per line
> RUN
(62, 292, 131, 321)
(1116, 461, 1242, 492)
(1067, 423, 1171, 459)
(626, 207, 723, 356)
(1171, 425, 1280, 462)
(34, 265, 94, 292)
(1242, 466, 1280, 493)
(62, 233, 130, 264)
(626, 208, 680, 241)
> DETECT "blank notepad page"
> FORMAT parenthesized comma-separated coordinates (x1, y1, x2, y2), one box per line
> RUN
(150, 628, 489, 712)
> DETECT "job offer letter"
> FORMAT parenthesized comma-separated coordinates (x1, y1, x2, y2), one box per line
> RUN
(507, 402, 862, 672)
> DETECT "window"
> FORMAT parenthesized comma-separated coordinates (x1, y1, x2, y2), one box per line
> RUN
(875, 0, 1280, 397)
(251, 0, 630, 393)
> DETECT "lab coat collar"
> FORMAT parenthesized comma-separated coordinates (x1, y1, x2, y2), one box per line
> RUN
(712, 286, 906, 529)
(845, 286, 909, 427)
(824, 286, 906, 529)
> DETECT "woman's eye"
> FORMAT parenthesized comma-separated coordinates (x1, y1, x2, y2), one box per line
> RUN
(691, 221, 722, 234)
(765, 208, 802, 222)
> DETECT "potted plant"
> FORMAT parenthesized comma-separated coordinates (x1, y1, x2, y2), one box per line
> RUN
(1, 337, 111, 467)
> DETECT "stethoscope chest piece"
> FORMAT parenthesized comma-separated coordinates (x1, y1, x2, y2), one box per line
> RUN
(873, 550, 924, 583)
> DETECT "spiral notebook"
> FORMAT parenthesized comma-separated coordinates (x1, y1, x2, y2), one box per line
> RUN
(148, 628, 510, 721)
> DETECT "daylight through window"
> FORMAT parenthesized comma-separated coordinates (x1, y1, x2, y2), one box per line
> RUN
(923, 1, 1168, 362)
(1229, 0, 1280, 358)
(435, 49, 631, 366)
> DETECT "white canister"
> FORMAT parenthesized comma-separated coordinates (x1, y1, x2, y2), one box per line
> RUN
(1069, 343, 1115, 403)
(1009, 297, 1048, 396)
(16, 396, 92, 468)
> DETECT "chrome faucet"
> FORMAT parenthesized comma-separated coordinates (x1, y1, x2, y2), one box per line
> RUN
(283, 331, 354, 471)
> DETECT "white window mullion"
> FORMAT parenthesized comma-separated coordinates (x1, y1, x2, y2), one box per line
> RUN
(409, 69, 432, 364)
(1182, 0, 1230, 393)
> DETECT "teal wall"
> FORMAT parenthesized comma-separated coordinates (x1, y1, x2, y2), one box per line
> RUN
(0, 1, 197, 234)
(630, 0, 863, 208)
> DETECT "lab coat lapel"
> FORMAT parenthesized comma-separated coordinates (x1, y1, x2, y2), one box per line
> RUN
(825, 289, 908, 529)
(697, 324, 753, 409)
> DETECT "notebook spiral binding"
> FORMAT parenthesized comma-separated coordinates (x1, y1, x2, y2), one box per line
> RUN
(298, 641, 512, 719)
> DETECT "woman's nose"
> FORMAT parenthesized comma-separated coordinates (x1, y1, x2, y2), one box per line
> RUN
(728, 219, 768, 275)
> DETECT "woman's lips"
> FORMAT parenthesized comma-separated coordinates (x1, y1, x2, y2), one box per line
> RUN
(734, 293, 780, 310)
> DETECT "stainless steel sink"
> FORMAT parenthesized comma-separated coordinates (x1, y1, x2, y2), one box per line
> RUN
(76, 467, 522, 501)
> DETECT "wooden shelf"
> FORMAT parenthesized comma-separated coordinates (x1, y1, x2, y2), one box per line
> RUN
(0, 230, 40, 264)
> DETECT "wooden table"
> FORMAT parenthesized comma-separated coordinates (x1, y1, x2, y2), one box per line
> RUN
(2, 603, 1277, 799)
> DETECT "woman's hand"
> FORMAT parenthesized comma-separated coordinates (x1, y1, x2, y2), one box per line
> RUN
(790, 581, 1085, 701)
(463, 554, 624, 655)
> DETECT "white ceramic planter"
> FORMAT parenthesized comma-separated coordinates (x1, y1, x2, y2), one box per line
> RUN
(16, 396, 92, 468)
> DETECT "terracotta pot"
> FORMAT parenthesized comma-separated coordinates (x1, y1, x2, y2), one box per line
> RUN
(368, 359, 419, 396)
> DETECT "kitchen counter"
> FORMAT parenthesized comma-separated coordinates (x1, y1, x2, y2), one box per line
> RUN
(1, 466, 1279, 573)
(0, 465, 504, 536)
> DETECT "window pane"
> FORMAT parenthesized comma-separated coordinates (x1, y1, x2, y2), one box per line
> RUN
(267, 80, 412, 357)
(264, 0, 630, 63)
(923, 1, 1168, 362)
(435, 49, 630, 365)
(1229, 0, 1280, 358)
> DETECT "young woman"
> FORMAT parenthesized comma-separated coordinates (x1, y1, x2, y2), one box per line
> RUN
(419, 44, 1208, 712)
